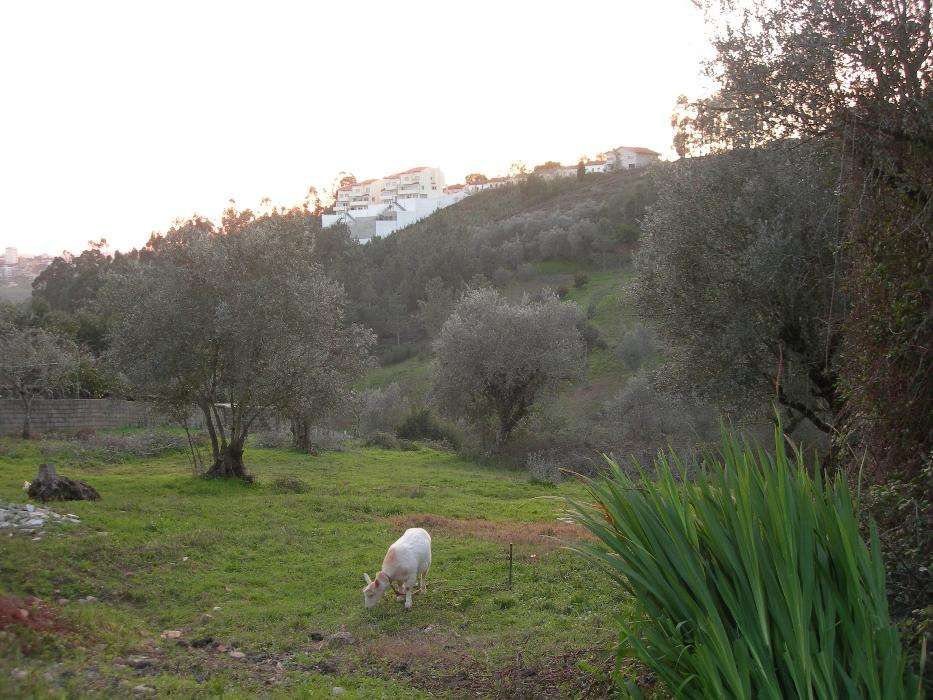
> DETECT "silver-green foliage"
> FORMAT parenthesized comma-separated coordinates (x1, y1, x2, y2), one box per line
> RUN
(569, 430, 922, 698)
(432, 287, 584, 446)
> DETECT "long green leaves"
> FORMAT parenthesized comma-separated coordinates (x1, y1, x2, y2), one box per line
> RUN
(569, 429, 922, 698)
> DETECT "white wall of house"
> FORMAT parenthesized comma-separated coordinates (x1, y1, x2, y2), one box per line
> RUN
(323, 189, 467, 242)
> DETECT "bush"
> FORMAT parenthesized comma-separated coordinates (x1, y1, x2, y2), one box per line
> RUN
(396, 407, 460, 449)
(41, 428, 198, 465)
(358, 383, 410, 436)
(365, 431, 417, 451)
(573, 271, 589, 288)
(570, 429, 922, 697)
(526, 451, 564, 485)
(615, 323, 659, 371)
(556, 285, 570, 299)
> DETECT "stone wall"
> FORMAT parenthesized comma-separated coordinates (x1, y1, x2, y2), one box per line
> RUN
(0, 399, 170, 437)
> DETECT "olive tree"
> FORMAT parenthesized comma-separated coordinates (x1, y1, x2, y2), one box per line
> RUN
(0, 328, 80, 438)
(432, 288, 584, 448)
(676, 0, 931, 474)
(109, 210, 373, 480)
(633, 144, 845, 435)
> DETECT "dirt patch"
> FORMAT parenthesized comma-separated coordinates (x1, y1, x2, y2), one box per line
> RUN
(362, 626, 613, 698)
(0, 596, 69, 635)
(388, 514, 592, 553)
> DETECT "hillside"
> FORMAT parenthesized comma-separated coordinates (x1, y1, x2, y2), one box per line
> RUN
(347, 169, 695, 468)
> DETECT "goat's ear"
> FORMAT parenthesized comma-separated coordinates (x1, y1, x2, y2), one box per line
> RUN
(363, 573, 372, 585)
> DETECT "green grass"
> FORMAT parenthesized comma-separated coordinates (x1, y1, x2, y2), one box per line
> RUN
(0, 438, 623, 697)
(358, 356, 433, 394)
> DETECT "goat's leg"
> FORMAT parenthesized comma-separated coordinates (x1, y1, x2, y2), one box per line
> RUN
(404, 590, 413, 610)
(419, 571, 426, 593)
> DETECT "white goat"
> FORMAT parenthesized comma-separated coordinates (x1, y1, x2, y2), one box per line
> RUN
(363, 527, 432, 610)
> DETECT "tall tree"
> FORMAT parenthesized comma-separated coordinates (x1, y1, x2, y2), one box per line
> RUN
(677, 0, 931, 474)
(634, 144, 845, 436)
(109, 209, 373, 479)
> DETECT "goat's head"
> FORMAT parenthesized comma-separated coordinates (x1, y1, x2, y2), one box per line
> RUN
(362, 572, 388, 608)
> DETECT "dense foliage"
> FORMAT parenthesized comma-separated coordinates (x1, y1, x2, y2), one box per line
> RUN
(433, 288, 584, 447)
(108, 209, 373, 478)
(571, 429, 923, 698)
(634, 143, 844, 438)
(674, 0, 931, 477)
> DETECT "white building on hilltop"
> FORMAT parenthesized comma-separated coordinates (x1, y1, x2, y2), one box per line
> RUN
(323, 166, 462, 242)
(598, 146, 661, 170)
(4, 247, 17, 266)
(333, 166, 444, 215)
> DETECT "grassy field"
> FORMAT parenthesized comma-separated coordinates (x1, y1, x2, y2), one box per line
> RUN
(0, 436, 626, 698)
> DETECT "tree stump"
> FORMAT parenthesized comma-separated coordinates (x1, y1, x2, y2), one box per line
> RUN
(27, 463, 100, 502)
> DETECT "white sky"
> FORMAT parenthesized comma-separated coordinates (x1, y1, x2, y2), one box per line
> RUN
(0, 1, 712, 255)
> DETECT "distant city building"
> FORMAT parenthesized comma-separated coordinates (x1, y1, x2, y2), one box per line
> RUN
(4, 247, 17, 266)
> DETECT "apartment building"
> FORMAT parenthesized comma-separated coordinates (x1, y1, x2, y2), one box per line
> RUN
(323, 166, 458, 242)
(333, 166, 444, 214)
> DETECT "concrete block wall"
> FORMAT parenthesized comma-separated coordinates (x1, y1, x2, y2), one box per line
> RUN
(0, 399, 169, 437)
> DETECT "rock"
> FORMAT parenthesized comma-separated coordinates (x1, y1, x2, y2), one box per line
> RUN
(160, 630, 182, 639)
(191, 636, 213, 648)
(27, 464, 101, 502)
(132, 685, 156, 695)
(327, 631, 355, 647)
(317, 660, 338, 675)
(228, 650, 246, 659)
(78, 596, 97, 604)
(11, 668, 28, 680)
(25, 504, 35, 513)
(26, 518, 45, 527)
(56, 598, 68, 605)
(332, 687, 346, 696)
(126, 656, 153, 670)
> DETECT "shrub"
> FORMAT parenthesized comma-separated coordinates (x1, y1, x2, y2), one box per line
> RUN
(556, 285, 570, 299)
(615, 323, 659, 371)
(396, 407, 460, 449)
(573, 271, 589, 288)
(526, 451, 563, 485)
(41, 428, 198, 465)
(365, 431, 417, 451)
(569, 429, 922, 698)
(358, 383, 410, 436)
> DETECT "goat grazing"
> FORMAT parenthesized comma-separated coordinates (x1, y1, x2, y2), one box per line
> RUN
(363, 527, 432, 610)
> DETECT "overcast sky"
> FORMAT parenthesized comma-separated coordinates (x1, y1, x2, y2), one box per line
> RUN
(0, 1, 712, 255)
